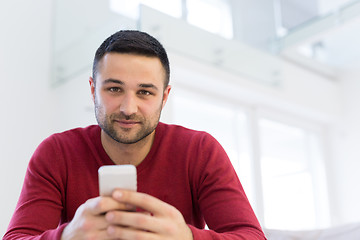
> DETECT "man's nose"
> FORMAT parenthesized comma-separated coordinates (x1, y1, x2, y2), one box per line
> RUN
(120, 94, 138, 116)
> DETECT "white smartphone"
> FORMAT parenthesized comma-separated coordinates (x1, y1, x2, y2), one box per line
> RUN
(98, 165, 137, 196)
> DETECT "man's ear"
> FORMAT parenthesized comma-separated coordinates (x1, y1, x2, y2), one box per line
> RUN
(162, 85, 172, 109)
(89, 77, 95, 103)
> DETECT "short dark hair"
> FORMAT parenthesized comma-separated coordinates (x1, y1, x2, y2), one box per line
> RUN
(92, 30, 170, 87)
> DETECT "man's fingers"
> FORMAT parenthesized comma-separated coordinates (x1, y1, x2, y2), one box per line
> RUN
(79, 214, 109, 231)
(105, 210, 164, 233)
(112, 190, 181, 219)
(85, 196, 135, 215)
(107, 190, 192, 240)
(112, 190, 163, 215)
(106, 222, 157, 240)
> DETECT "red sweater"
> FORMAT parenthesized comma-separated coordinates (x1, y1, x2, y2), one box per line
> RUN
(4, 123, 266, 239)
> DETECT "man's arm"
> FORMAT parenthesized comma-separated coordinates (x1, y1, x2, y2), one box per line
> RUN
(3, 138, 67, 240)
(61, 185, 264, 240)
(73, 187, 265, 240)
(187, 132, 267, 240)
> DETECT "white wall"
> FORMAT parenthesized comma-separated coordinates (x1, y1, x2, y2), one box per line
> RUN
(0, 0, 358, 237)
(330, 71, 360, 225)
(169, 52, 341, 122)
(318, 0, 352, 14)
(50, 71, 97, 133)
(0, 0, 55, 235)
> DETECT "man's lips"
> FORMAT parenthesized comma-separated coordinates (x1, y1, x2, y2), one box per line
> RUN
(114, 119, 141, 128)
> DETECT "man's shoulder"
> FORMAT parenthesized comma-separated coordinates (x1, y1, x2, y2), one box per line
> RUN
(157, 122, 213, 141)
(44, 125, 100, 145)
(158, 122, 202, 133)
(52, 125, 99, 136)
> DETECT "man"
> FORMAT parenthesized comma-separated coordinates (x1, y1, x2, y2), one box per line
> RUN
(4, 30, 266, 239)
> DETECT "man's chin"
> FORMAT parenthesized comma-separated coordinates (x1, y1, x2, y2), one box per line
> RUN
(102, 123, 155, 145)
(110, 130, 145, 144)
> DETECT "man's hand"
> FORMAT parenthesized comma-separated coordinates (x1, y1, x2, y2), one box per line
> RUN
(61, 190, 193, 240)
(61, 196, 134, 240)
(105, 189, 194, 240)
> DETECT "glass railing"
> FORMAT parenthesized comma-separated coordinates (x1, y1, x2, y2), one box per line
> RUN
(52, 1, 282, 87)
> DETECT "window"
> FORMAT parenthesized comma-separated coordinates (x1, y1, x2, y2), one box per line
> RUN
(186, 0, 233, 39)
(170, 87, 330, 230)
(110, 0, 233, 39)
(110, 0, 182, 19)
(172, 90, 254, 204)
(259, 118, 330, 230)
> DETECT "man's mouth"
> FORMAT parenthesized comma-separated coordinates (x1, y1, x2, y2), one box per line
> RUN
(114, 119, 141, 128)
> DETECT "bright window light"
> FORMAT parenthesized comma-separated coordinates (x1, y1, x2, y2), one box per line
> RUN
(186, 0, 233, 39)
(170, 86, 330, 230)
(110, 0, 182, 19)
(172, 90, 255, 206)
(259, 118, 329, 230)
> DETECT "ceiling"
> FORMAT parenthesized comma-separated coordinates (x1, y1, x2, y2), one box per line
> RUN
(51, 0, 360, 85)
(277, 0, 360, 79)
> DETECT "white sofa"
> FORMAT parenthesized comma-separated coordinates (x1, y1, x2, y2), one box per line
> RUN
(264, 222, 360, 240)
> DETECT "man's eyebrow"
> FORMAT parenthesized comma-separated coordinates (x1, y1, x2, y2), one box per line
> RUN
(102, 79, 159, 90)
(139, 83, 159, 91)
(103, 79, 124, 85)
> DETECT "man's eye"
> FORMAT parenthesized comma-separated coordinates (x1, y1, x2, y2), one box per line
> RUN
(108, 87, 121, 92)
(138, 90, 152, 96)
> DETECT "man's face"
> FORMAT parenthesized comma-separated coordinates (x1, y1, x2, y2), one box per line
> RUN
(90, 53, 171, 144)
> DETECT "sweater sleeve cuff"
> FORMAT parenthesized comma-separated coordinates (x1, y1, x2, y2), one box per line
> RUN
(43, 223, 69, 240)
(187, 224, 267, 240)
(188, 224, 212, 240)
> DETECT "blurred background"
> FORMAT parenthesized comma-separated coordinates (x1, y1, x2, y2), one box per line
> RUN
(1, 0, 360, 236)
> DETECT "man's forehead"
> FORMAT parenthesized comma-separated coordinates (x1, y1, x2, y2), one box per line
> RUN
(100, 52, 159, 63)
(96, 53, 167, 87)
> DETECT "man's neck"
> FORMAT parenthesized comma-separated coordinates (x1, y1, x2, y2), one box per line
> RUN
(100, 130, 155, 166)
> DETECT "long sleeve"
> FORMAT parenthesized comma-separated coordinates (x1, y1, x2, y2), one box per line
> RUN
(189, 225, 265, 240)
(188, 131, 266, 240)
(4, 138, 67, 239)
(4, 126, 104, 240)
(136, 123, 266, 240)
